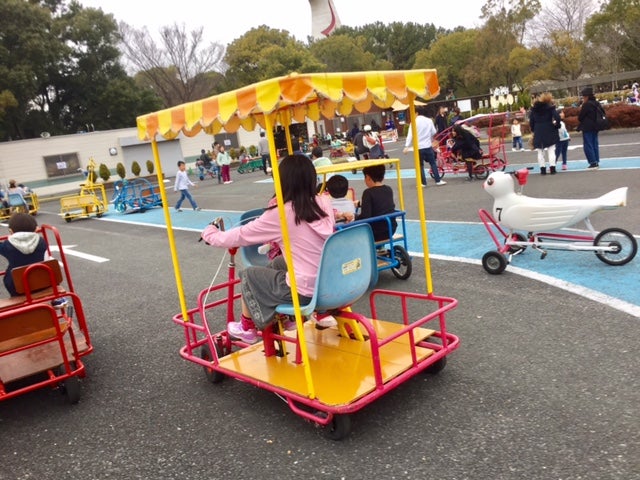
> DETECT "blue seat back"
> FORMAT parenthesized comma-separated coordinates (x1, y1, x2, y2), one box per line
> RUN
(313, 223, 378, 311)
(8, 193, 27, 207)
(276, 223, 378, 316)
(238, 208, 269, 267)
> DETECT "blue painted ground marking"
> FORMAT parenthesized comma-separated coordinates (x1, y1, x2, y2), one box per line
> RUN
(98, 155, 640, 316)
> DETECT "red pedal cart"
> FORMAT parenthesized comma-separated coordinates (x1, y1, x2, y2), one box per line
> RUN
(137, 70, 460, 440)
(0, 225, 93, 403)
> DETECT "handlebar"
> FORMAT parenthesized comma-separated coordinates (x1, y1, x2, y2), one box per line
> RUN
(198, 217, 224, 243)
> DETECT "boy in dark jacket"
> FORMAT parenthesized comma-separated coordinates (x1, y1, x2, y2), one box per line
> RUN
(0, 213, 47, 296)
(529, 92, 561, 175)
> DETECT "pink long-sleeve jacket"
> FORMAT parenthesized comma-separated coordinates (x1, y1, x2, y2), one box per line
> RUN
(201, 196, 335, 297)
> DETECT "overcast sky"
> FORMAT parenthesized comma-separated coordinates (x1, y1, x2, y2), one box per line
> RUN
(78, 0, 486, 46)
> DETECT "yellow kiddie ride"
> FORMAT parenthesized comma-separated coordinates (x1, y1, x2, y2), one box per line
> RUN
(59, 158, 108, 222)
(138, 70, 459, 440)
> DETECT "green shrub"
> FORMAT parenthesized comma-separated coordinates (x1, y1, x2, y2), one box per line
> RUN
(248, 145, 258, 156)
(116, 162, 126, 179)
(146, 160, 154, 175)
(229, 147, 239, 159)
(98, 163, 110, 182)
(131, 161, 141, 176)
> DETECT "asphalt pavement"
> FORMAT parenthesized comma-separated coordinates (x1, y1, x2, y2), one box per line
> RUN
(1, 130, 638, 480)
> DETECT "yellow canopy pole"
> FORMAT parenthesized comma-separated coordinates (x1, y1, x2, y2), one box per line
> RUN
(282, 110, 293, 154)
(408, 100, 434, 295)
(264, 114, 316, 399)
(151, 139, 190, 321)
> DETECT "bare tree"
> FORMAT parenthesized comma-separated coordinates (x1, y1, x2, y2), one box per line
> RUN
(119, 22, 226, 107)
(526, 0, 599, 45)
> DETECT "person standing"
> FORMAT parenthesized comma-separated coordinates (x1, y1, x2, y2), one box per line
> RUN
(353, 127, 369, 160)
(174, 161, 200, 212)
(529, 92, 561, 175)
(258, 131, 271, 175)
(402, 108, 446, 187)
(216, 145, 233, 184)
(510, 119, 524, 151)
(435, 106, 448, 135)
(555, 110, 570, 170)
(449, 107, 463, 126)
(577, 87, 601, 170)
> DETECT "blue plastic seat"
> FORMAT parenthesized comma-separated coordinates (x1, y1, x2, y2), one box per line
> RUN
(276, 223, 378, 317)
(8, 193, 28, 211)
(238, 208, 269, 267)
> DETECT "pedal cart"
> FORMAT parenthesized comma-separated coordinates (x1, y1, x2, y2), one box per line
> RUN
(432, 112, 509, 180)
(479, 168, 638, 274)
(59, 158, 108, 222)
(137, 70, 459, 440)
(112, 178, 163, 213)
(0, 225, 93, 403)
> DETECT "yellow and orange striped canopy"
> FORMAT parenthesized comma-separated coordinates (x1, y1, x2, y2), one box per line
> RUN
(136, 70, 439, 141)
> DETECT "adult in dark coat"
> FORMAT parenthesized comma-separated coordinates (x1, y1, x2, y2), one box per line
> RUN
(529, 92, 561, 175)
(577, 87, 601, 170)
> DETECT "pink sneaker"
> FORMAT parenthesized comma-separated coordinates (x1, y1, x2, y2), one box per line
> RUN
(562, 164, 568, 170)
(282, 317, 297, 331)
(227, 321, 259, 344)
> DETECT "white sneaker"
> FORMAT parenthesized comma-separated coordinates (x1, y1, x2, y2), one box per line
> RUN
(313, 313, 337, 328)
(436, 181, 447, 186)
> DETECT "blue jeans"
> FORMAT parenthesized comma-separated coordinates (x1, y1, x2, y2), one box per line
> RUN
(512, 136, 523, 149)
(419, 147, 441, 185)
(176, 189, 198, 209)
(555, 140, 569, 164)
(582, 131, 600, 165)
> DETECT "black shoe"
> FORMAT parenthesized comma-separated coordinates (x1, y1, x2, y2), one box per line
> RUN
(466, 177, 474, 182)
(550, 166, 556, 175)
(587, 164, 599, 170)
(540, 167, 546, 175)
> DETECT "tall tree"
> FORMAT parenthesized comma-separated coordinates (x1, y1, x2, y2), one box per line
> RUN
(481, 0, 541, 44)
(119, 22, 226, 107)
(0, 0, 161, 140)
(585, 0, 640, 72)
(224, 26, 324, 89)
(309, 34, 390, 72)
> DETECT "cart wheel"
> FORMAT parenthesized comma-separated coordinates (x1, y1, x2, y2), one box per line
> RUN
(425, 355, 447, 374)
(429, 166, 445, 180)
(324, 414, 352, 441)
(391, 245, 412, 280)
(96, 212, 103, 218)
(491, 157, 507, 171)
(474, 164, 489, 180)
(64, 213, 72, 223)
(482, 251, 507, 274)
(594, 228, 638, 266)
(506, 233, 527, 254)
(200, 343, 226, 384)
(57, 362, 81, 404)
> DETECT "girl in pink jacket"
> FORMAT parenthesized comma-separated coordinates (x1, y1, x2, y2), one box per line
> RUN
(201, 154, 335, 344)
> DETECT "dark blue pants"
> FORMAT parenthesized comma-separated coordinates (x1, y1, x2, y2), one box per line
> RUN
(582, 131, 600, 166)
(419, 147, 441, 184)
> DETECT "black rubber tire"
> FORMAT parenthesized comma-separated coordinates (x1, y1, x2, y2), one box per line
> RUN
(594, 228, 638, 266)
(425, 356, 447, 374)
(506, 233, 528, 254)
(474, 164, 489, 180)
(57, 362, 81, 404)
(64, 214, 72, 223)
(324, 414, 352, 441)
(429, 166, 446, 180)
(391, 245, 412, 280)
(482, 251, 507, 274)
(491, 157, 507, 171)
(200, 343, 226, 384)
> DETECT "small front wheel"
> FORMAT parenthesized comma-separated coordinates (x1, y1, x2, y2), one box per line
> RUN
(506, 233, 528, 254)
(474, 164, 489, 179)
(482, 251, 507, 274)
(594, 228, 638, 266)
(391, 245, 412, 280)
(324, 414, 352, 441)
(200, 343, 226, 384)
